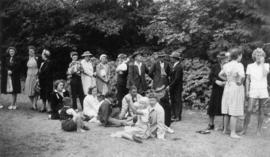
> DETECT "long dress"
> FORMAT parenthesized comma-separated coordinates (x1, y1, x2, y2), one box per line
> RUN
(116, 62, 129, 107)
(221, 60, 245, 116)
(83, 94, 100, 117)
(81, 59, 96, 95)
(24, 57, 39, 96)
(96, 63, 110, 95)
(207, 63, 224, 116)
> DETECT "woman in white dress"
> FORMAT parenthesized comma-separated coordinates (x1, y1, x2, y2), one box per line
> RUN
(83, 87, 100, 119)
(80, 51, 96, 95)
(96, 54, 110, 95)
(219, 48, 245, 139)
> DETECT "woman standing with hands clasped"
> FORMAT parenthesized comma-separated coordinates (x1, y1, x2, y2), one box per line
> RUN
(219, 48, 245, 139)
(96, 54, 111, 95)
(24, 46, 40, 110)
(1, 47, 21, 110)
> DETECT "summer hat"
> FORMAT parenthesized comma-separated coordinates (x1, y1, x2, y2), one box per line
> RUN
(158, 51, 167, 58)
(131, 50, 143, 58)
(170, 51, 181, 59)
(81, 51, 93, 57)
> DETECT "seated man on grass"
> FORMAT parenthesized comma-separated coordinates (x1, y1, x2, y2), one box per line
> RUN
(59, 97, 90, 132)
(98, 92, 128, 127)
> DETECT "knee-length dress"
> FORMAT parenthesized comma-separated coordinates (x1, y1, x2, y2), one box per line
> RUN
(207, 64, 224, 116)
(1, 55, 21, 94)
(81, 59, 96, 95)
(221, 60, 245, 116)
(24, 57, 39, 96)
(96, 63, 110, 95)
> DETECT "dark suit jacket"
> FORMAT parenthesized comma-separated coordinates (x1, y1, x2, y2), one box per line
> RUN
(149, 61, 171, 89)
(126, 61, 149, 93)
(169, 62, 183, 93)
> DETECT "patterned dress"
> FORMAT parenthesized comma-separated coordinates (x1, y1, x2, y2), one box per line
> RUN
(24, 57, 38, 96)
(221, 60, 245, 116)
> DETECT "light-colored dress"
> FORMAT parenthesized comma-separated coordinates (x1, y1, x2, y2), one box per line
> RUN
(221, 60, 245, 116)
(24, 57, 38, 96)
(96, 63, 110, 95)
(81, 59, 96, 95)
(83, 94, 100, 117)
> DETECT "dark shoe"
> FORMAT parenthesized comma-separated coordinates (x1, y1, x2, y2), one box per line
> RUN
(206, 124, 215, 130)
(82, 126, 90, 131)
(132, 135, 143, 143)
(39, 109, 47, 113)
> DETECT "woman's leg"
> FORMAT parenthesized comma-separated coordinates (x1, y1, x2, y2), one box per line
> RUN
(257, 99, 266, 136)
(29, 96, 35, 109)
(240, 98, 256, 135)
(223, 115, 230, 134)
(12, 94, 17, 107)
(230, 116, 241, 138)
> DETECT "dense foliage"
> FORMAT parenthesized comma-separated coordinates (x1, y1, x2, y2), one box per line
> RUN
(1, 0, 270, 108)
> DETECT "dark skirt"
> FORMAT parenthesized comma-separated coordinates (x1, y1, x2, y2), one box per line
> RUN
(39, 79, 53, 101)
(207, 84, 224, 116)
(61, 120, 77, 131)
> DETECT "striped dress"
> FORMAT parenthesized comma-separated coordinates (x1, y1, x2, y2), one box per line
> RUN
(221, 60, 245, 116)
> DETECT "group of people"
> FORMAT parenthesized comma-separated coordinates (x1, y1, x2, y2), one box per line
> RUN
(0, 46, 183, 143)
(0, 45, 269, 142)
(205, 47, 269, 138)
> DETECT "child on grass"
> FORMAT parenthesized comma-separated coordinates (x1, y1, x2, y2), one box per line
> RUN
(59, 97, 89, 132)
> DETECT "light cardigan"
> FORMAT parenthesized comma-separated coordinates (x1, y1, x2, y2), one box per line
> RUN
(83, 94, 100, 117)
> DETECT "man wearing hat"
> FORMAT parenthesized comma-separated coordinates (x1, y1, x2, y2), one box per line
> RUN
(126, 51, 149, 95)
(149, 52, 171, 89)
(67, 51, 85, 110)
(168, 51, 183, 121)
(80, 51, 96, 96)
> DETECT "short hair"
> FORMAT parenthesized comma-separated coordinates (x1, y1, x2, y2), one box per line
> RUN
(252, 48, 266, 61)
(28, 45, 36, 52)
(88, 86, 97, 95)
(105, 92, 115, 99)
(129, 85, 137, 91)
(6, 46, 17, 54)
(229, 47, 243, 60)
(148, 93, 158, 100)
(42, 49, 51, 59)
(54, 79, 65, 90)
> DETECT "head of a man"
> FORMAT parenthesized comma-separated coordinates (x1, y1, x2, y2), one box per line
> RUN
(148, 93, 158, 107)
(129, 85, 138, 97)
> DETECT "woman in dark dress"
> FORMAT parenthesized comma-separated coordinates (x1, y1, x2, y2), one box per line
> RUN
(1, 47, 21, 110)
(115, 54, 129, 107)
(39, 49, 54, 112)
(50, 80, 69, 119)
(206, 52, 229, 130)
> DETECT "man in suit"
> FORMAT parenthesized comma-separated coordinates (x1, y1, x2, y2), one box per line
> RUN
(149, 52, 171, 89)
(168, 52, 183, 121)
(126, 51, 149, 95)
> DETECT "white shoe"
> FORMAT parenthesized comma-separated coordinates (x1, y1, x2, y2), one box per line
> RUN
(12, 106, 17, 110)
(8, 105, 13, 110)
(167, 127, 175, 134)
(0, 105, 3, 109)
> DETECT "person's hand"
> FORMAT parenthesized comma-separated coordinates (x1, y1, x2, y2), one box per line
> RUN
(8, 70, 12, 75)
(215, 80, 224, 86)
(166, 86, 170, 91)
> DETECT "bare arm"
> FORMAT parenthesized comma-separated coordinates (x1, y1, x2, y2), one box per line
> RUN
(246, 75, 250, 98)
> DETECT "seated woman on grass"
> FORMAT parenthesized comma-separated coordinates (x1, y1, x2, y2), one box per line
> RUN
(59, 97, 89, 132)
(83, 87, 101, 122)
(111, 97, 150, 143)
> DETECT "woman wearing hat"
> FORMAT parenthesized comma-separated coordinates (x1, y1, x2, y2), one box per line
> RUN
(96, 54, 111, 95)
(39, 49, 54, 112)
(1, 47, 22, 110)
(116, 53, 129, 107)
(206, 52, 229, 131)
(67, 51, 85, 110)
(80, 51, 96, 95)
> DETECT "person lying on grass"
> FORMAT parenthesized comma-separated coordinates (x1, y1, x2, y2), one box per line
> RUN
(97, 92, 128, 127)
(59, 97, 90, 132)
(111, 97, 151, 143)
